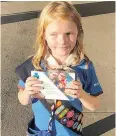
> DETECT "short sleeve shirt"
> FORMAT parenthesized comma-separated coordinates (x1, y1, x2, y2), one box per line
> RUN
(18, 59, 103, 136)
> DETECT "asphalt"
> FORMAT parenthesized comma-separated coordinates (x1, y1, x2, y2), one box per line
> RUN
(1, 1, 115, 136)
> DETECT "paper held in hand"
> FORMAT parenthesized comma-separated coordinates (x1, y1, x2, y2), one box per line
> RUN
(31, 70, 75, 101)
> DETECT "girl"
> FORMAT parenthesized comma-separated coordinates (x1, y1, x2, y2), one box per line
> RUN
(16, 1, 103, 136)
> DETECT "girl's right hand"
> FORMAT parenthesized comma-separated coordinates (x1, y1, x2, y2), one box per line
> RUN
(25, 76, 45, 99)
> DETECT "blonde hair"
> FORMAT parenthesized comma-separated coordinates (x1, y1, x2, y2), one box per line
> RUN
(32, 1, 89, 70)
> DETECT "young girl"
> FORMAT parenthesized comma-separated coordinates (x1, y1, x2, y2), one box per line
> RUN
(16, 1, 103, 136)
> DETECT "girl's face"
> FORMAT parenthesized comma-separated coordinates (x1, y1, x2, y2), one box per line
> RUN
(45, 19, 78, 59)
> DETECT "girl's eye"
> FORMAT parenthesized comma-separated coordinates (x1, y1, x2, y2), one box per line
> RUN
(50, 34, 57, 36)
(66, 32, 72, 36)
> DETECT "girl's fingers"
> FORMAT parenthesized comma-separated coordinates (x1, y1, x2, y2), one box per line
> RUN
(73, 80, 80, 84)
(26, 76, 38, 83)
(68, 81, 82, 90)
(25, 86, 43, 96)
(25, 77, 44, 96)
(65, 88, 77, 95)
(26, 77, 43, 85)
(28, 89, 42, 95)
(69, 84, 79, 90)
(66, 84, 81, 90)
(27, 80, 43, 87)
(65, 88, 81, 98)
(28, 86, 43, 91)
(31, 93, 45, 99)
(28, 90, 38, 95)
(65, 88, 77, 98)
(67, 94, 77, 98)
(72, 80, 82, 86)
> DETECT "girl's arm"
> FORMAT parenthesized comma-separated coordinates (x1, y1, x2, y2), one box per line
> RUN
(65, 81, 102, 111)
(18, 89, 45, 105)
(18, 89, 32, 105)
(79, 90, 101, 111)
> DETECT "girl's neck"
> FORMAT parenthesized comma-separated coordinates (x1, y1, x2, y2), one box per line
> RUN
(52, 54, 69, 65)
(52, 55, 68, 65)
(54, 57, 65, 65)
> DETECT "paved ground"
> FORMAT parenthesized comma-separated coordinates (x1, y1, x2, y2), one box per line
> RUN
(1, 1, 115, 136)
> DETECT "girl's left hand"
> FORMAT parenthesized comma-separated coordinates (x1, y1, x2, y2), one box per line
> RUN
(65, 80, 84, 99)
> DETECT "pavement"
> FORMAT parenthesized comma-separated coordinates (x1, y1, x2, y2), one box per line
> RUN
(1, 1, 115, 136)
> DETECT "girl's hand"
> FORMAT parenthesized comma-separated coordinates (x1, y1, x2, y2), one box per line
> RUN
(65, 80, 84, 99)
(25, 77, 45, 99)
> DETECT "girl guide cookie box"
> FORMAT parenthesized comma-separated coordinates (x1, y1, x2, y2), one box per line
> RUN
(31, 70, 76, 101)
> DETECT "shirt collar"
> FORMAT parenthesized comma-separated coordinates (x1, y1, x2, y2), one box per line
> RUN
(43, 53, 87, 70)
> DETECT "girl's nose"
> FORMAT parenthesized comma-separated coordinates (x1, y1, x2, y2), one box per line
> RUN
(57, 35, 67, 45)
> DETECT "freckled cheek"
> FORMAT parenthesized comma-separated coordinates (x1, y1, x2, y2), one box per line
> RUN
(69, 37, 77, 46)
(46, 38, 56, 47)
